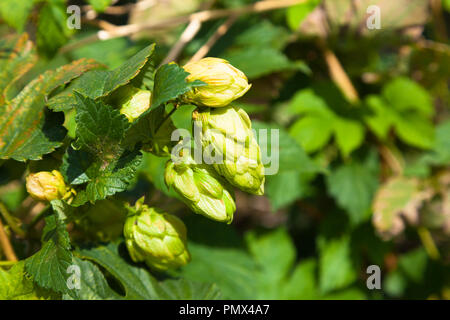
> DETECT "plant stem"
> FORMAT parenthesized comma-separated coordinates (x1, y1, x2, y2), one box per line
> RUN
(0, 218, 18, 261)
(418, 227, 440, 260)
(0, 260, 17, 267)
(0, 202, 25, 238)
(155, 105, 178, 134)
(60, 0, 307, 53)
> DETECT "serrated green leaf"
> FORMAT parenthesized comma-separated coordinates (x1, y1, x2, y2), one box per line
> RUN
(223, 47, 295, 79)
(290, 116, 334, 152)
(0, 0, 34, 32)
(288, 88, 365, 156)
(318, 236, 357, 294)
(326, 154, 379, 225)
(252, 121, 319, 173)
(398, 248, 428, 283)
(25, 204, 73, 294)
(74, 92, 129, 157)
(37, 2, 73, 57)
(155, 279, 223, 300)
(87, 0, 113, 12)
(246, 228, 296, 288)
(233, 20, 289, 50)
(383, 77, 433, 116)
(394, 113, 435, 149)
(122, 104, 177, 156)
(63, 93, 142, 203)
(178, 242, 259, 299)
(77, 242, 159, 299)
(265, 171, 312, 211)
(280, 259, 318, 299)
(150, 63, 205, 109)
(63, 257, 123, 300)
(0, 34, 37, 105)
(0, 262, 58, 300)
(334, 118, 365, 158)
(286, 0, 321, 31)
(0, 55, 101, 161)
(76, 242, 222, 300)
(47, 44, 155, 112)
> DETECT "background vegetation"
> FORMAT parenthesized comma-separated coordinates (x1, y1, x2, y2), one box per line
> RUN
(0, 0, 449, 299)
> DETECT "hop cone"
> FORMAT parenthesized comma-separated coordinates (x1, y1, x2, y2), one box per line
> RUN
(110, 84, 151, 122)
(123, 198, 190, 271)
(165, 154, 236, 223)
(26, 170, 71, 202)
(194, 106, 265, 195)
(182, 57, 251, 107)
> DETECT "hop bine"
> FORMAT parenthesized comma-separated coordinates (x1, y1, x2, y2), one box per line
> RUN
(123, 198, 190, 271)
(182, 57, 251, 108)
(193, 106, 265, 195)
(165, 153, 236, 223)
(26, 170, 75, 202)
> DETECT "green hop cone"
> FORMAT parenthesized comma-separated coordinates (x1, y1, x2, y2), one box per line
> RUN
(111, 84, 151, 122)
(193, 106, 265, 195)
(164, 154, 236, 223)
(182, 57, 251, 107)
(123, 198, 190, 271)
(26, 170, 74, 202)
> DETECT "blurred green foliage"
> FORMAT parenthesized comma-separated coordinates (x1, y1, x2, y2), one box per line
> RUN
(0, 0, 449, 300)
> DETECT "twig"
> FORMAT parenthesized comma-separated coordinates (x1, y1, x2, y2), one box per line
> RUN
(418, 227, 440, 260)
(0, 202, 25, 238)
(378, 144, 404, 176)
(430, 0, 448, 42)
(60, 0, 306, 53)
(161, 0, 216, 65)
(188, 14, 238, 64)
(161, 20, 202, 65)
(318, 40, 360, 104)
(0, 218, 18, 261)
(155, 105, 178, 134)
(0, 260, 17, 267)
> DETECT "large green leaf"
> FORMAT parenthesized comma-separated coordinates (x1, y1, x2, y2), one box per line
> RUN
(326, 153, 379, 225)
(0, 262, 58, 300)
(25, 201, 73, 294)
(0, 34, 36, 106)
(77, 242, 221, 300)
(63, 257, 123, 300)
(150, 63, 205, 109)
(0, 0, 34, 32)
(223, 47, 296, 79)
(365, 78, 435, 149)
(62, 93, 142, 204)
(318, 236, 357, 294)
(87, 0, 114, 12)
(178, 242, 259, 299)
(288, 88, 365, 156)
(37, 1, 73, 57)
(0, 47, 101, 161)
(47, 44, 155, 112)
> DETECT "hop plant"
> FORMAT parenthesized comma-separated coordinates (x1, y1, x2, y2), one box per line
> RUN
(123, 198, 190, 271)
(26, 170, 74, 202)
(193, 106, 265, 195)
(165, 153, 236, 223)
(110, 84, 151, 122)
(182, 57, 251, 107)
